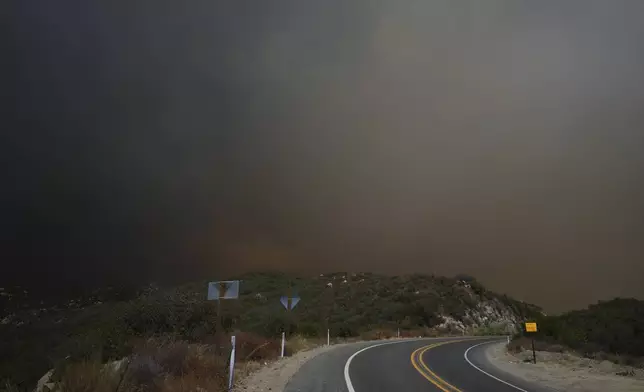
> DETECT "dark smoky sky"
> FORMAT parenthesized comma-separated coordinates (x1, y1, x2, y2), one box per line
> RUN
(3, 1, 644, 311)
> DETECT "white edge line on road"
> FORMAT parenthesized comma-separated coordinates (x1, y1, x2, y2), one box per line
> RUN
(344, 338, 425, 392)
(464, 340, 530, 392)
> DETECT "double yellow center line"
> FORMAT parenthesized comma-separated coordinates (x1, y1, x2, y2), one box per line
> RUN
(410, 340, 466, 392)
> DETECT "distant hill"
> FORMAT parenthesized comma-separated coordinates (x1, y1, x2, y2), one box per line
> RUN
(529, 298, 644, 358)
(0, 271, 541, 387)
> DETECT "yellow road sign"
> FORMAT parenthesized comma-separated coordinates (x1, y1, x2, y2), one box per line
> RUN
(525, 322, 538, 332)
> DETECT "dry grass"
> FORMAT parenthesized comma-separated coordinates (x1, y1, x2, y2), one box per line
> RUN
(285, 335, 320, 354)
(508, 337, 644, 369)
(359, 329, 397, 341)
(358, 326, 470, 340)
(57, 360, 121, 392)
(37, 332, 314, 392)
(48, 339, 227, 392)
(588, 352, 644, 369)
(159, 371, 225, 392)
(121, 340, 226, 392)
(508, 337, 568, 354)
(0, 381, 21, 392)
(400, 327, 442, 338)
(233, 332, 281, 361)
(359, 327, 455, 340)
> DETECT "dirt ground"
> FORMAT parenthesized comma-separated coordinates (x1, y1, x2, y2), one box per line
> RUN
(485, 342, 644, 392)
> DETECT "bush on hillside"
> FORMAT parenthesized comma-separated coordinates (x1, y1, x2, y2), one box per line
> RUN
(521, 298, 644, 358)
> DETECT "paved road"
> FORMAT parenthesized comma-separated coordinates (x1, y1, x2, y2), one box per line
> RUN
(285, 337, 555, 392)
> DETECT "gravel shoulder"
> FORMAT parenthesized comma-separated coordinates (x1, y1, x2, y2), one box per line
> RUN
(484, 342, 644, 392)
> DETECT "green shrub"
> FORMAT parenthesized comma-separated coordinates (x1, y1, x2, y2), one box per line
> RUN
(516, 298, 644, 359)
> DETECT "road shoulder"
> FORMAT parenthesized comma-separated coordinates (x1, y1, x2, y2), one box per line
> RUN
(482, 342, 644, 392)
(233, 343, 341, 392)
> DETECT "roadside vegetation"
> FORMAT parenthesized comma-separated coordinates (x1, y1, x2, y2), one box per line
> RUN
(6, 274, 642, 390)
(510, 298, 644, 367)
(0, 272, 539, 390)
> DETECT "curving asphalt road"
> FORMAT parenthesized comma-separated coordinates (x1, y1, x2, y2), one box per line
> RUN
(285, 337, 556, 392)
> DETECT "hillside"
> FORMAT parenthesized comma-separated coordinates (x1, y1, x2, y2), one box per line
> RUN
(0, 272, 541, 387)
(524, 298, 644, 358)
(232, 272, 541, 337)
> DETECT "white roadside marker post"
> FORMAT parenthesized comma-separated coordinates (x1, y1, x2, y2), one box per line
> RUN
(280, 331, 286, 358)
(228, 335, 236, 392)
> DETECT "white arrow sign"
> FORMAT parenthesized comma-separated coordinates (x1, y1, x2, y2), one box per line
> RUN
(280, 296, 300, 310)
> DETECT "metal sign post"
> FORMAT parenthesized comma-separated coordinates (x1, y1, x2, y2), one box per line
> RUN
(525, 322, 538, 364)
(208, 281, 240, 336)
(217, 284, 227, 339)
(323, 280, 334, 342)
(207, 281, 240, 380)
(280, 293, 300, 343)
(280, 281, 301, 355)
